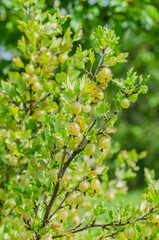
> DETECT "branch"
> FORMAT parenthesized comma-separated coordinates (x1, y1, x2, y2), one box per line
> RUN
(92, 49, 106, 81)
(97, 111, 117, 135)
(47, 181, 82, 222)
(51, 208, 159, 239)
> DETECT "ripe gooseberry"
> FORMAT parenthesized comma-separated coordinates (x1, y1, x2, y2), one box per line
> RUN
(83, 105, 91, 113)
(32, 82, 42, 91)
(29, 74, 38, 84)
(119, 232, 127, 240)
(55, 152, 65, 163)
(25, 64, 35, 74)
(141, 223, 152, 237)
(66, 193, 77, 206)
(85, 143, 96, 158)
(151, 214, 159, 224)
(58, 54, 68, 63)
(71, 102, 82, 114)
(121, 98, 130, 109)
(59, 209, 68, 220)
(90, 179, 101, 192)
(124, 226, 135, 239)
(67, 122, 80, 136)
(75, 194, 84, 206)
(9, 200, 16, 209)
(79, 180, 89, 193)
(73, 133, 83, 143)
(99, 136, 111, 150)
(19, 230, 29, 240)
(97, 67, 112, 83)
(107, 190, 115, 201)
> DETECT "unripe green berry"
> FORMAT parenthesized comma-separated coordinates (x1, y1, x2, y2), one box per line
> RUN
(151, 214, 159, 223)
(97, 68, 112, 83)
(83, 105, 91, 113)
(9, 200, 16, 209)
(79, 180, 89, 192)
(119, 232, 127, 240)
(75, 194, 84, 205)
(67, 193, 77, 206)
(67, 122, 80, 136)
(59, 54, 68, 63)
(124, 226, 135, 239)
(22, 73, 30, 80)
(85, 143, 96, 156)
(107, 190, 115, 201)
(30, 74, 38, 84)
(141, 224, 152, 237)
(121, 98, 130, 109)
(90, 179, 101, 191)
(74, 133, 83, 143)
(19, 230, 29, 240)
(73, 214, 80, 224)
(25, 64, 35, 74)
(71, 102, 82, 114)
(59, 209, 68, 220)
(99, 136, 111, 150)
(32, 82, 41, 91)
(55, 152, 63, 163)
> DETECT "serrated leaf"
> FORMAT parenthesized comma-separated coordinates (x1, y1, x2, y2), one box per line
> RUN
(116, 52, 128, 63)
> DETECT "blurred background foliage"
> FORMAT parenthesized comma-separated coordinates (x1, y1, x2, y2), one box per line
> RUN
(0, 0, 159, 187)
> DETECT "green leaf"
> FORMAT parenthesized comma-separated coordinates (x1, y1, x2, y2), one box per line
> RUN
(93, 202, 107, 216)
(55, 72, 67, 84)
(144, 168, 155, 184)
(116, 52, 128, 63)
(89, 49, 95, 65)
(73, 25, 83, 42)
(108, 207, 114, 220)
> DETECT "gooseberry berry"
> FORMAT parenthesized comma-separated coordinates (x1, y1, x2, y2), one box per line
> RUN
(55, 152, 64, 163)
(66, 193, 77, 206)
(59, 209, 68, 220)
(71, 102, 82, 114)
(75, 194, 84, 206)
(25, 64, 35, 74)
(83, 105, 91, 113)
(121, 98, 130, 109)
(9, 200, 16, 209)
(79, 180, 89, 193)
(74, 133, 83, 143)
(32, 82, 41, 91)
(85, 143, 96, 156)
(58, 54, 68, 63)
(99, 136, 111, 150)
(90, 179, 101, 191)
(151, 214, 159, 224)
(97, 68, 112, 83)
(19, 230, 29, 240)
(124, 226, 135, 239)
(67, 122, 80, 136)
(141, 223, 152, 237)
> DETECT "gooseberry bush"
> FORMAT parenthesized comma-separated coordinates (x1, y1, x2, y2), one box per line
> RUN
(0, 2, 159, 240)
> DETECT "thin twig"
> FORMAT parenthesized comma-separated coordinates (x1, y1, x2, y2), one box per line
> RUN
(51, 208, 159, 239)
